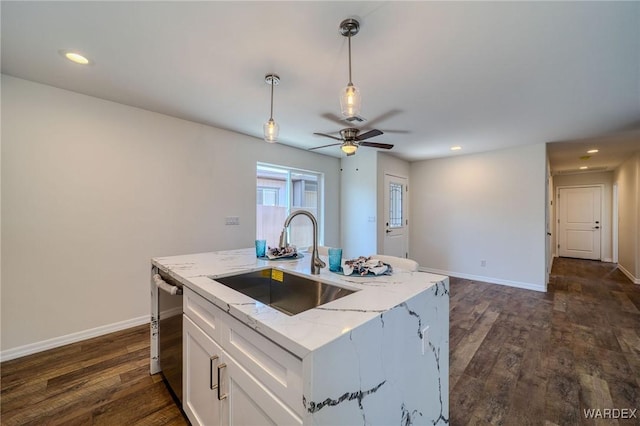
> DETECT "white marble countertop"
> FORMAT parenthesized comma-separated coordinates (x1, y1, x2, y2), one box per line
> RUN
(152, 248, 448, 359)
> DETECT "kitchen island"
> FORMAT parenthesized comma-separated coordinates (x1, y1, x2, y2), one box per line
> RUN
(151, 248, 449, 425)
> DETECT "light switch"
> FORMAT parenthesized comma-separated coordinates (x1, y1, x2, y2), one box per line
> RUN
(225, 216, 240, 225)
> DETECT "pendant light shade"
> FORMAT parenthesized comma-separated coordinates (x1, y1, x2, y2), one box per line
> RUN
(263, 118, 279, 143)
(339, 19, 361, 118)
(264, 74, 280, 143)
(340, 84, 361, 118)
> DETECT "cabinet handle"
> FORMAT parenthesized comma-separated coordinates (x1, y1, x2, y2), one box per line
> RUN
(209, 355, 219, 390)
(217, 363, 228, 400)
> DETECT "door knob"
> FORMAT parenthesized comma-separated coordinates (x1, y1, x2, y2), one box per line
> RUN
(386, 229, 392, 233)
(594, 226, 600, 229)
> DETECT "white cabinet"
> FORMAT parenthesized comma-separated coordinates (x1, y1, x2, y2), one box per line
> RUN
(183, 315, 223, 425)
(183, 288, 302, 426)
(221, 343, 302, 425)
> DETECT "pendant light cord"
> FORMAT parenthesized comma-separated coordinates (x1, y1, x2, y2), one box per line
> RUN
(348, 33, 353, 85)
(269, 77, 275, 120)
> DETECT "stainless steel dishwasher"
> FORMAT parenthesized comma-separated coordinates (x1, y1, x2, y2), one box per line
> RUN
(152, 270, 183, 405)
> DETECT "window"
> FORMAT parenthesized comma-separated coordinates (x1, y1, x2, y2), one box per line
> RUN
(389, 182, 403, 228)
(256, 163, 324, 249)
(257, 187, 279, 206)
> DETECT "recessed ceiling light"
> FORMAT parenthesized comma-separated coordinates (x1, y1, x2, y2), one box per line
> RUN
(59, 50, 91, 65)
(580, 166, 588, 170)
(587, 149, 599, 154)
(450, 146, 462, 151)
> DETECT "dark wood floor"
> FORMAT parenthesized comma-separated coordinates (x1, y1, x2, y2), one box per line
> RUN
(450, 257, 640, 425)
(0, 325, 188, 425)
(1, 257, 638, 425)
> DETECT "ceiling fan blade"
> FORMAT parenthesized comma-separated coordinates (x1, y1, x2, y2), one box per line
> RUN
(356, 129, 383, 141)
(359, 142, 394, 150)
(320, 111, 368, 125)
(308, 142, 343, 151)
(364, 109, 402, 128)
(320, 112, 347, 126)
(313, 132, 343, 141)
(382, 129, 411, 134)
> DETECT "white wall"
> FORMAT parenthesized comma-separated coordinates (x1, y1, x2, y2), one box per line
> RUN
(376, 152, 410, 255)
(552, 171, 614, 261)
(340, 149, 377, 259)
(613, 151, 640, 283)
(1, 75, 341, 356)
(339, 151, 410, 259)
(410, 143, 547, 291)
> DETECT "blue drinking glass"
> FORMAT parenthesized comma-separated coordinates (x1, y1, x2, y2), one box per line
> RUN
(255, 240, 266, 258)
(328, 248, 343, 272)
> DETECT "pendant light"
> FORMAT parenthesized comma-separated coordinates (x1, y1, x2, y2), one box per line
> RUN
(263, 74, 280, 143)
(339, 19, 362, 118)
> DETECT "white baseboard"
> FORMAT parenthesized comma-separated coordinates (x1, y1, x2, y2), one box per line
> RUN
(419, 267, 546, 292)
(0, 315, 149, 363)
(618, 264, 640, 284)
(602, 258, 613, 263)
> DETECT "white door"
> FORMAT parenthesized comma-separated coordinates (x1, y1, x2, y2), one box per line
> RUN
(546, 173, 553, 283)
(383, 174, 408, 258)
(558, 186, 602, 260)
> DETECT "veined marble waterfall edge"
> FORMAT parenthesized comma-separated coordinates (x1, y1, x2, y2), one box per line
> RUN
(302, 284, 449, 425)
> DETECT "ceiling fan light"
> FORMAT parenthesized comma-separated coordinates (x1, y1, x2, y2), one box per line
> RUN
(340, 84, 361, 118)
(263, 119, 279, 143)
(341, 142, 358, 155)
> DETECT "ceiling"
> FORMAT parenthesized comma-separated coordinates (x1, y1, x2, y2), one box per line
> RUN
(2, 1, 639, 167)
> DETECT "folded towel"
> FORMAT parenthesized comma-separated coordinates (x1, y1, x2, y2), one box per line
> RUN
(342, 256, 393, 276)
(266, 246, 297, 259)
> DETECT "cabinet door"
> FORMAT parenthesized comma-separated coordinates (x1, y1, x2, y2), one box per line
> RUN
(183, 315, 223, 426)
(220, 352, 302, 426)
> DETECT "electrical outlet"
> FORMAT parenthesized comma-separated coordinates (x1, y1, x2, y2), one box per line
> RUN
(480, 260, 487, 267)
(225, 216, 240, 226)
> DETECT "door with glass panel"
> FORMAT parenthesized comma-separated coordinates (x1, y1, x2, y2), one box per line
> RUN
(383, 174, 408, 258)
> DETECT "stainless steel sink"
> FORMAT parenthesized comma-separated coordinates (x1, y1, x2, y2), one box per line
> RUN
(211, 269, 355, 316)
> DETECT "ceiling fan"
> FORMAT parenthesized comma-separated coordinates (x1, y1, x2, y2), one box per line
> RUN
(309, 128, 394, 156)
